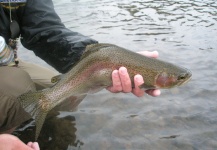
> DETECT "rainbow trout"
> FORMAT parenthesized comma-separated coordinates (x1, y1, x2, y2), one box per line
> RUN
(18, 44, 191, 140)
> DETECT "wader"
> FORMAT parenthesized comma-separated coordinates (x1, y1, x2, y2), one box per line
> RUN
(0, 60, 58, 132)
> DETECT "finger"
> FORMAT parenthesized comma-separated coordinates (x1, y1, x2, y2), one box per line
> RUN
(145, 89, 161, 97)
(132, 74, 145, 97)
(31, 142, 40, 150)
(119, 67, 132, 93)
(137, 51, 159, 58)
(27, 142, 33, 147)
(106, 70, 122, 92)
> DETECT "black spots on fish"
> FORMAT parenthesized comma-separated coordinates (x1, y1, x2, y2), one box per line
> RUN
(18, 91, 36, 107)
(38, 94, 44, 100)
(37, 94, 52, 112)
(82, 43, 114, 59)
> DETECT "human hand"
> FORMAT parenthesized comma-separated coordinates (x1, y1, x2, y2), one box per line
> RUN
(107, 51, 161, 97)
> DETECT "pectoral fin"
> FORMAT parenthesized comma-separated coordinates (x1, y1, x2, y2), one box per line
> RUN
(52, 95, 87, 112)
(88, 86, 105, 94)
(138, 83, 155, 90)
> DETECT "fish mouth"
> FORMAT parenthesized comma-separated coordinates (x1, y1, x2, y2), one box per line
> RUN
(177, 70, 192, 86)
(185, 70, 192, 82)
(180, 76, 191, 86)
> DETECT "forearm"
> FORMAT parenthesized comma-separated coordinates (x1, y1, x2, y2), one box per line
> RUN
(20, 0, 98, 73)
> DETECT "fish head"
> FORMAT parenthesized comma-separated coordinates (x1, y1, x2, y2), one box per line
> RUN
(155, 66, 192, 89)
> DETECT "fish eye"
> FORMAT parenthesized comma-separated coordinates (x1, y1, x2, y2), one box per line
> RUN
(177, 73, 187, 80)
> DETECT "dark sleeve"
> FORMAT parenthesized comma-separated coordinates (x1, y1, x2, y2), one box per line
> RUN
(20, 0, 98, 73)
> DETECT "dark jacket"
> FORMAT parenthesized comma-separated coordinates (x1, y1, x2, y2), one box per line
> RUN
(0, 0, 98, 73)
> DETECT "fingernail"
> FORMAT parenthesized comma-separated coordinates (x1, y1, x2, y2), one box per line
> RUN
(113, 70, 119, 77)
(154, 90, 161, 96)
(120, 67, 127, 75)
(153, 51, 159, 57)
(135, 74, 143, 82)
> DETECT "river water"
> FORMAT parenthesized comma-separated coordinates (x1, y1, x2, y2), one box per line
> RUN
(16, 0, 217, 150)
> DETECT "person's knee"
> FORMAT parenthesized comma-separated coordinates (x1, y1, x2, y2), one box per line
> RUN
(0, 66, 36, 97)
(0, 67, 34, 135)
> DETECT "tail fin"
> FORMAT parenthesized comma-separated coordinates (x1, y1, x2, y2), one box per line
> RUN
(18, 91, 42, 116)
(34, 109, 48, 140)
(18, 91, 49, 141)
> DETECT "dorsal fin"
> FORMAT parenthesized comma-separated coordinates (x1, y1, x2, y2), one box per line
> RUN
(81, 43, 114, 59)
